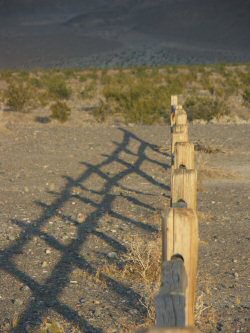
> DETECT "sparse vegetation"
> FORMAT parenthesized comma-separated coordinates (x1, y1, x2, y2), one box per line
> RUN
(184, 96, 229, 121)
(0, 63, 249, 124)
(44, 75, 72, 99)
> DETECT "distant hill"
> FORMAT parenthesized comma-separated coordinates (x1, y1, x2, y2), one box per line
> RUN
(0, 0, 249, 68)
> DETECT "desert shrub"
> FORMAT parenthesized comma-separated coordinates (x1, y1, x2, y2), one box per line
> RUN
(5, 81, 31, 112)
(184, 96, 229, 121)
(102, 77, 183, 124)
(50, 101, 71, 122)
(43, 75, 71, 99)
(30, 77, 43, 88)
(17, 71, 30, 80)
(93, 102, 110, 122)
(80, 82, 95, 99)
(0, 70, 13, 81)
(242, 89, 250, 105)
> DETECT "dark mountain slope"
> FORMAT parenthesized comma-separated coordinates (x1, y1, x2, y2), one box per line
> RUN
(0, 0, 249, 68)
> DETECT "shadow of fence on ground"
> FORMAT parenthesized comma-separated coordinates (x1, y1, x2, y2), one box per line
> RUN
(0, 128, 170, 333)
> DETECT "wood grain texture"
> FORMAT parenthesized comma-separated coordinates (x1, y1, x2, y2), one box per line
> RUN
(173, 142, 195, 170)
(155, 259, 186, 328)
(171, 125, 189, 154)
(164, 208, 199, 326)
(171, 169, 197, 210)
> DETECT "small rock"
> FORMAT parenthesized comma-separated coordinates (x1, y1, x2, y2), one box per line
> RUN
(20, 285, 30, 292)
(24, 187, 29, 193)
(111, 229, 116, 233)
(107, 252, 118, 259)
(70, 280, 78, 284)
(41, 261, 48, 268)
(95, 308, 102, 316)
(8, 235, 16, 241)
(45, 249, 51, 255)
(129, 309, 138, 315)
(212, 201, 215, 204)
(79, 298, 85, 304)
(77, 213, 86, 224)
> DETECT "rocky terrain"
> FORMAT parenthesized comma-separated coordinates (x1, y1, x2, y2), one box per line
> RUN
(0, 121, 249, 332)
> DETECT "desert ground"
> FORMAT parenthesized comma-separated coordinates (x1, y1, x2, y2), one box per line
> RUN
(0, 119, 249, 333)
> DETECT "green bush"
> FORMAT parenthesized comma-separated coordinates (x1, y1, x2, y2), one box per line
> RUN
(44, 75, 71, 99)
(184, 96, 229, 121)
(5, 82, 31, 112)
(50, 101, 71, 122)
(101, 77, 183, 124)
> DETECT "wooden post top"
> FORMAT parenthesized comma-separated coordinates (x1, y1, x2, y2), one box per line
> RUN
(171, 95, 179, 106)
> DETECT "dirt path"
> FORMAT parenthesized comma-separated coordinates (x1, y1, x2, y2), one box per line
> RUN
(0, 124, 249, 333)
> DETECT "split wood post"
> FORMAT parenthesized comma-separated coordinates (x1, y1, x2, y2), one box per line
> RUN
(155, 258, 187, 328)
(136, 328, 200, 333)
(173, 143, 195, 170)
(170, 95, 178, 129)
(171, 169, 197, 211)
(163, 208, 199, 326)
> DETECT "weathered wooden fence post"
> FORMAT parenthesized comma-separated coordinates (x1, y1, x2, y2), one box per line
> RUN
(155, 257, 187, 328)
(163, 208, 199, 326)
(135, 96, 200, 333)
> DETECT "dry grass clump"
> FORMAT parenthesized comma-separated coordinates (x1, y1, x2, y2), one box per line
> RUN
(123, 236, 161, 321)
(101, 233, 161, 324)
(195, 274, 218, 332)
(41, 320, 65, 333)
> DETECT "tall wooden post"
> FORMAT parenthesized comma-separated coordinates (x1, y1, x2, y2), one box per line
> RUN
(163, 208, 199, 326)
(155, 258, 186, 328)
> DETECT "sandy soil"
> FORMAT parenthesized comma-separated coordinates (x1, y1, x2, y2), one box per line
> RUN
(0, 122, 249, 333)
